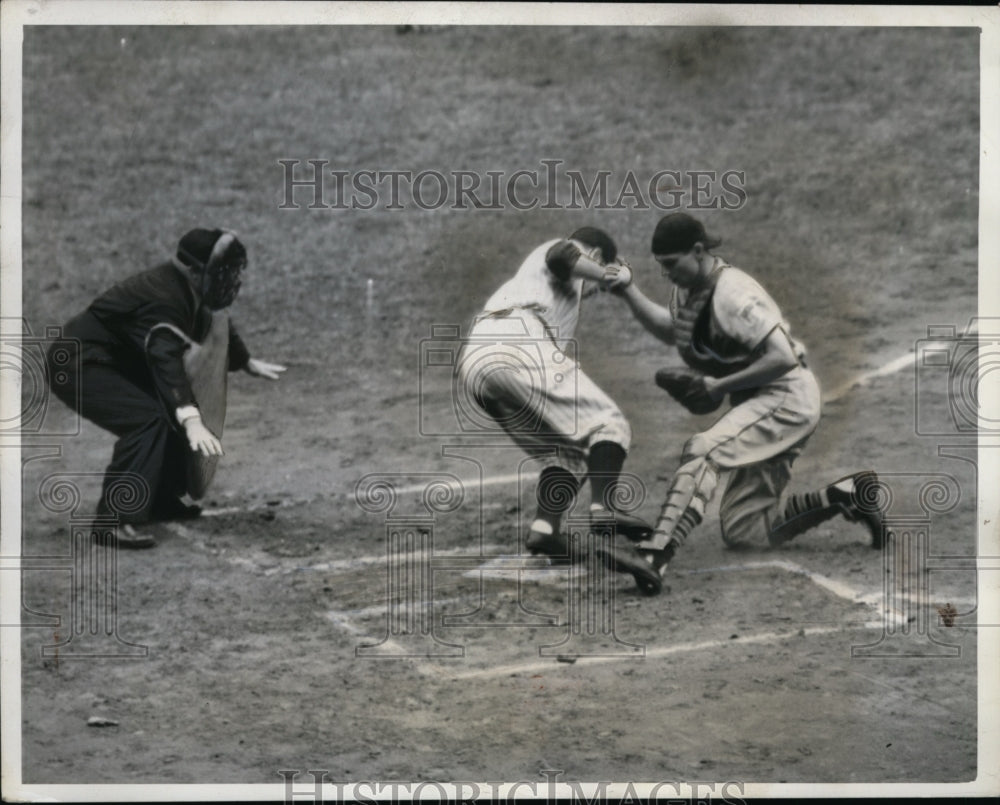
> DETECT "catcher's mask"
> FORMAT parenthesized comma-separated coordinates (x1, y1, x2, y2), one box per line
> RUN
(176, 228, 246, 311)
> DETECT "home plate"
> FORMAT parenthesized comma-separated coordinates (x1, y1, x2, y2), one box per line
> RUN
(465, 555, 587, 585)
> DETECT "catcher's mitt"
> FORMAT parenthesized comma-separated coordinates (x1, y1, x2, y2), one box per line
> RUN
(654, 367, 722, 415)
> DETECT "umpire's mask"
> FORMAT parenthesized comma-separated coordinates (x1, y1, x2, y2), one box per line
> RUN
(177, 228, 246, 311)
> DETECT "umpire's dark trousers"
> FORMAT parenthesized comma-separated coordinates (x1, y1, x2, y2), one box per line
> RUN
(47, 342, 188, 524)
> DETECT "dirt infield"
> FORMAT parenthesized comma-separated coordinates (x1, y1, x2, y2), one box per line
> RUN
(9, 14, 988, 796)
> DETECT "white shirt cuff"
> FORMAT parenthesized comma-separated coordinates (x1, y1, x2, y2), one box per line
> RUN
(176, 405, 200, 425)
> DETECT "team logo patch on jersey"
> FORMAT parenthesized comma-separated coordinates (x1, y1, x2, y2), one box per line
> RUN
(738, 299, 766, 327)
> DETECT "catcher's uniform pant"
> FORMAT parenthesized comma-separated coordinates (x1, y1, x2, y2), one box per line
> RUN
(659, 365, 822, 545)
(47, 347, 188, 524)
(458, 311, 631, 478)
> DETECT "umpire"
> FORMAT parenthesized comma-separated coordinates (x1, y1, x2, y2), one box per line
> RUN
(46, 228, 285, 548)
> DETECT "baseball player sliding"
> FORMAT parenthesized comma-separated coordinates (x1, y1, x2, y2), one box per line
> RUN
(457, 227, 660, 591)
(600, 213, 885, 595)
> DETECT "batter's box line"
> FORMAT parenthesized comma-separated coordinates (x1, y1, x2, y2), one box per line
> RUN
(319, 559, 917, 680)
(325, 597, 470, 622)
(321, 610, 440, 672)
(161, 522, 508, 576)
(445, 625, 848, 681)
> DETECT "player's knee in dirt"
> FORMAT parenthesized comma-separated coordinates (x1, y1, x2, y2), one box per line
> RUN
(719, 504, 776, 548)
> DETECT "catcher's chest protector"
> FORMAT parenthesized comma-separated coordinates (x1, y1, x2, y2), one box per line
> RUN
(671, 269, 723, 376)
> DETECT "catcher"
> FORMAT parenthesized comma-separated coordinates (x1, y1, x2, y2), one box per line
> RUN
(46, 228, 285, 548)
(598, 213, 884, 593)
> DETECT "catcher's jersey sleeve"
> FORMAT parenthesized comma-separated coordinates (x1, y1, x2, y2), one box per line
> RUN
(481, 239, 584, 346)
(711, 268, 786, 352)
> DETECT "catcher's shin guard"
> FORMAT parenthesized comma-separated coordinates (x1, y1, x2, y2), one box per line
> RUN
(654, 457, 717, 539)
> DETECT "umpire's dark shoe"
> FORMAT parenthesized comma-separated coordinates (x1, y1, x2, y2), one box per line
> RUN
(91, 523, 157, 550)
(526, 527, 572, 565)
(828, 470, 887, 549)
(593, 532, 663, 596)
(151, 498, 202, 522)
(588, 506, 654, 542)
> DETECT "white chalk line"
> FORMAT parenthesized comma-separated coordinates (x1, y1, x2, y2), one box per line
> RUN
(822, 350, 914, 404)
(161, 522, 507, 577)
(170, 520, 963, 678)
(318, 551, 972, 680)
(290, 543, 507, 574)
(445, 625, 848, 681)
(327, 597, 469, 622)
(683, 560, 978, 610)
(169, 516, 973, 680)
(464, 555, 587, 586)
(322, 610, 428, 669)
(195, 347, 921, 677)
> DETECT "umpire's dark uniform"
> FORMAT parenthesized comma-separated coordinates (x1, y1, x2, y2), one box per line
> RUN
(48, 260, 250, 524)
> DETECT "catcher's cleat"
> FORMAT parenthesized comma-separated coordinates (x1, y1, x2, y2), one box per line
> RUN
(829, 470, 887, 549)
(588, 506, 654, 542)
(636, 532, 679, 578)
(91, 523, 157, 550)
(526, 527, 572, 565)
(592, 532, 663, 596)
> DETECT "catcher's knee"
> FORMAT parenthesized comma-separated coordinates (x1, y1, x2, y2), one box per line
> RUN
(719, 508, 772, 548)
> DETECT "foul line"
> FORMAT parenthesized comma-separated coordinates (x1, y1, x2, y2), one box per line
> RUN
(822, 350, 914, 405)
(684, 559, 978, 609)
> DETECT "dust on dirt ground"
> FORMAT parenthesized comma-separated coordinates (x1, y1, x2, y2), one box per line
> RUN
(15, 22, 982, 789)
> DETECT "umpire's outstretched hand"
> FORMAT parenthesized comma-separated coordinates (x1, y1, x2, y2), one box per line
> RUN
(245, 358, 287, 380)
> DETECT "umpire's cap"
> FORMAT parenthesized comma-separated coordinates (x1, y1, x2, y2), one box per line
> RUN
(176, 228, 246, 272)
(651, 213, 722, 255)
